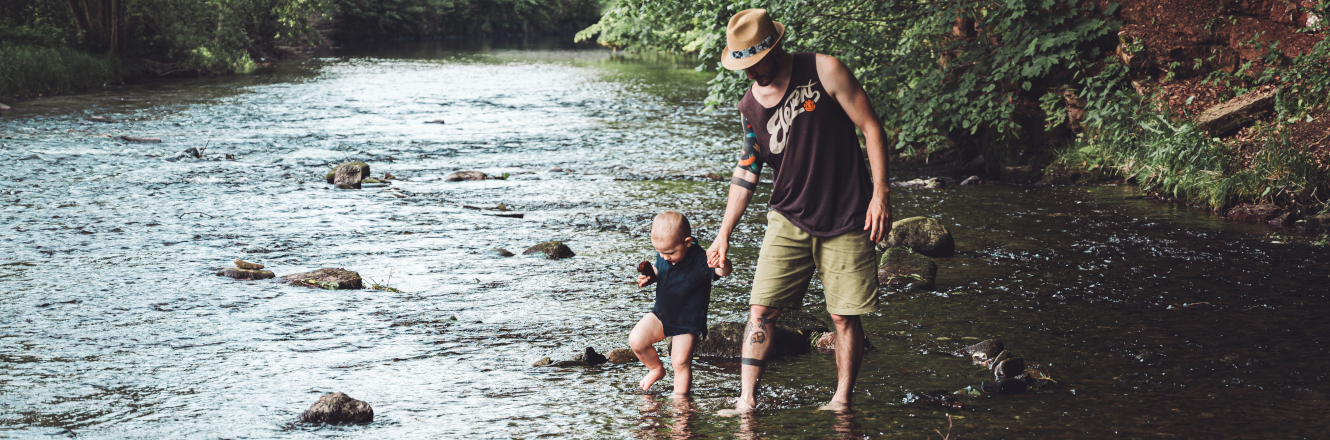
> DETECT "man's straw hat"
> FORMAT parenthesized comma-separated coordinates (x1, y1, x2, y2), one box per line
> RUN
(721, 9, 785, 71)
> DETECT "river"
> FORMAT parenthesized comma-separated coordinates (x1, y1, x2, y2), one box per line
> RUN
(2, 37, 1330, 439)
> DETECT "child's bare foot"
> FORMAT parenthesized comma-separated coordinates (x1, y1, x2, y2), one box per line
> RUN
(640, 368, 667, 390)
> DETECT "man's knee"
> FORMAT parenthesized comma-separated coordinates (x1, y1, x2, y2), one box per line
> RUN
(828, 313, 861, 329)
(750, 304, 782, 322)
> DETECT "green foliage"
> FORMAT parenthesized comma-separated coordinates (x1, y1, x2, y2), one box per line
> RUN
(332, 0, 602, 40)
(577, 0, 1119, 156)
(0, 42, 140, 99)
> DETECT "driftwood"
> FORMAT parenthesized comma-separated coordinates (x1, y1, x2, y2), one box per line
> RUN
(1196, 88, 1277, 136)
(120, 135, 161, 143)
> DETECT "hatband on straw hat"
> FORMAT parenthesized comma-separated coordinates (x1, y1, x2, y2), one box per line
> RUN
(721, 9, 785, 71)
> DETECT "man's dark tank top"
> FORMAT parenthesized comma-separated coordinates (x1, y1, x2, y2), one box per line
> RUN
(738, 52, 873, 237)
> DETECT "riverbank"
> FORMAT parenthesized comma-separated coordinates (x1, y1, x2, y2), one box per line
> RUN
(0, 43, 141, 102)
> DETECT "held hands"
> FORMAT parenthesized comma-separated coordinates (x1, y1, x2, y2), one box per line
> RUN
(706, 239, 729, 269)
(864, 195, 893, 243)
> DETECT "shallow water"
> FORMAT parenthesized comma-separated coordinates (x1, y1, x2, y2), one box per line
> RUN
(2, 38, 1330, 439)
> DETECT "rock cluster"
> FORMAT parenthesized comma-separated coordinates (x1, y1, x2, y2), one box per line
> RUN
(300, 392, 374, 424)
(280, 268, 364, 290)
(953, 339, 1052, 395)
(216, 259, 275, 280)
(533, 346, 624, 367)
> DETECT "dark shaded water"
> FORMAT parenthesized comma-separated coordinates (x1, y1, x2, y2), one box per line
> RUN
(3, 38, 1330, 439)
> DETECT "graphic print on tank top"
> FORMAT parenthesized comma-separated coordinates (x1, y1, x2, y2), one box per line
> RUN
(766, 80, 820, 154)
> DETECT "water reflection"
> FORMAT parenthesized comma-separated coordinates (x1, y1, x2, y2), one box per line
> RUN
(637, 395, 699, 439)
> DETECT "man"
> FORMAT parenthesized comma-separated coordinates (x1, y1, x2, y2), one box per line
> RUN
(706, 9, 892, 415)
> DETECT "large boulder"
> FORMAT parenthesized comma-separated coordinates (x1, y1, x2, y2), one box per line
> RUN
(300, 392, 373, 424)
(1227, 203, 1281, 224)
(523, 241, 575, 259)
(280, 268, 364, 290)
(217, 267, 275, 280)
(877, 247, 938, 290)
(331, 162, 371, 189)
(682, 309, 828, 359)
(879, 217, 955, 257)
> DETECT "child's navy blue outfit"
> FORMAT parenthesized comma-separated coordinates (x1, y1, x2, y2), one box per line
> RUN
(652, 240, 719, 339)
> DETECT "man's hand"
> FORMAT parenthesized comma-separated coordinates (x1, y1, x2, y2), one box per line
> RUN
(707, 239, 730, 269)
(637, 275, 652, 288)
(864, 195, 892, 243)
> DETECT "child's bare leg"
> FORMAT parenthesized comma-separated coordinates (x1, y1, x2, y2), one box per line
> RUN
(629, 313, 667, 391)
(669, 333, 697, 397)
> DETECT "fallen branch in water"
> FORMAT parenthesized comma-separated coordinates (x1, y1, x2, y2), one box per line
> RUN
(935, 413, 954, 440)
(178, 211, 216, 219)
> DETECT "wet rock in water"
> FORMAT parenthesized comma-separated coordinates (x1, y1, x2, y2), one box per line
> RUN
(523, 241, 575, 259)
(980, 378, 1027, 395)
(879, 217, 955, 257)
(280, 268, 364, 290)
(548, 360, 591, 367)
(234, 259, 264, 270)
(546, 167, 564, 173)
(333, 162, 371, 189)
(810, 331, 876, 354)
(1304, 213, 1330, 233)
(960, 175, 982, 185)
(445, 171, 487, 181)
(300, 392, 374, 424)
(486, 248, 515, 257)
(685, 309, 828, 359)
(573, 347, 608, 366)
(892, 177, 945, 188)
(994, 356, 1025, 379)
(183, 148, 203, 159)
(90, 116, 110, 123)
(606, 348, 637, 364)
(217, 267, 276, 280)
(877, 247, 938, 290)
(1227, 203, 1281, 224)
(325, 161, 370, 184)
(954, 339, 1004, 364)
(120, 135, 161, 143)
(532, 357, 552, 367)
(425, 119, 446, 124)
(913, 390, 964, 410)
(700, 173, 724, 181)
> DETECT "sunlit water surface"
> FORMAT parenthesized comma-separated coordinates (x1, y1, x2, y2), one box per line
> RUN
(3, 38, 1330, 439)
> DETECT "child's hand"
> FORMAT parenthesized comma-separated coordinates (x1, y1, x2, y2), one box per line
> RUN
(637, 274, 652, 287)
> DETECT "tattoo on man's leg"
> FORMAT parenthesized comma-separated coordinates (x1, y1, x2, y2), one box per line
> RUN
(750, 331, 766, 344)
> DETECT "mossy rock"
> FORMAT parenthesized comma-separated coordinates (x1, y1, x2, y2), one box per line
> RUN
(325, 162, 370, 184)
(522, 241, 575, 259)
(879, 217, 955, 257)
(216, 267, 275, 280)
(877, 247, 938, 290)
(280, 268, 364, 290)
(681, 309, 828, 359)
(446, 171, 487, 181)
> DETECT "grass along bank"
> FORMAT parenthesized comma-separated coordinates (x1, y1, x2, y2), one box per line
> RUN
(0, 42, 141, 101)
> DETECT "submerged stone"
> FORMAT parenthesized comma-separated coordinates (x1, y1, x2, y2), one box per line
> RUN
(877, 247, 938, 290)
(879, 217, 955, 257)
(683, 309, 828, 359)
(486, 248, 515, 257)
(217, 267, 275, 280)
(606, 348, 637, 364)
(1227, 203, 1281, 224)
(954, 339, 1004, 364)
(234, 259, 263, 270)
(300, 392, 373, 424)
(446, 171, 487, 181)
(523, 241, 574, 259)
(573, 347, 607, 365)
(280, 268, 364, 290)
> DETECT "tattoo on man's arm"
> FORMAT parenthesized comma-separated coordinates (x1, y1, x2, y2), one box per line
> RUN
(735, 115, 763, 177)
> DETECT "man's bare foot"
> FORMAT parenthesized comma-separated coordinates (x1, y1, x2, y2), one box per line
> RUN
(816, 401, 852, 412)
(640, 368, 667, 390)
(717, 397, 756, 417)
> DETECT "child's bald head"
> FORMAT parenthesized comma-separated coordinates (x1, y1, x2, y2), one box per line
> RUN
(650, 211, 692, 245)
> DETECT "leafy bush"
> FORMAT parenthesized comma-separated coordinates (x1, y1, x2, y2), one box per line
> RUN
(0, 43, 140, 99)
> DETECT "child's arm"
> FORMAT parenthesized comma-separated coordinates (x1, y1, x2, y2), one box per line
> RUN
(713, 257, 732, 277)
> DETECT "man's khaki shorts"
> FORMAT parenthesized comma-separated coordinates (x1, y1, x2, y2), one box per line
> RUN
(751, 211, 879, 315)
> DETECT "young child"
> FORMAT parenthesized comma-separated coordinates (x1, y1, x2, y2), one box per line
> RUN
(630, 211, 732, 396)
